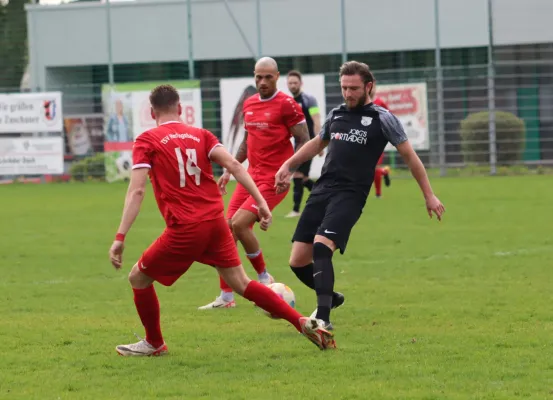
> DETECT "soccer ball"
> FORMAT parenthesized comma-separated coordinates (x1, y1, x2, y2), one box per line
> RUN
(115, 151, 132, 177)
(261, 283, 296, 319)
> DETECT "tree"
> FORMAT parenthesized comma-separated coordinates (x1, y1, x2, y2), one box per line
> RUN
(0, 0, 30, 92)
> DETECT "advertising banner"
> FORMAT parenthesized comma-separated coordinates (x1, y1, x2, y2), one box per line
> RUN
(376, 82, 430, 151)
(0, 92, 63, 134)
(0, 137, 64, 175)
(64, 115, 104, 157)
(102, 81, 202, 182)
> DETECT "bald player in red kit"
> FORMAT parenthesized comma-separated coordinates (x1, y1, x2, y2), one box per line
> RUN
(199, 57, 311, 309)
(371, 89, 391, 198)
(109, 85, 335, 355)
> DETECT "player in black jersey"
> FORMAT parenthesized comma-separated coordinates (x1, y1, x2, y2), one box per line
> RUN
(285, 70, 323, 218)
(275, 61, 445, 333)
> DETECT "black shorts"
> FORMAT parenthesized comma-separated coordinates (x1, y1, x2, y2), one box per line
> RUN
(296, 159, 312, 177)
(291, 190, 366, 254)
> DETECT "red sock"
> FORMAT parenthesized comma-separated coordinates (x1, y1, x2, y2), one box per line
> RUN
(374, 168, 383, 196)
(219, 276, 233, 292)
(247, 250, 266, 274)
(133, 286, 164, 348)
(243, 281, 303, 332)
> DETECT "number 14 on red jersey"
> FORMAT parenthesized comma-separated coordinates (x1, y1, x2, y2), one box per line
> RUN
(174, 148, 201, 187)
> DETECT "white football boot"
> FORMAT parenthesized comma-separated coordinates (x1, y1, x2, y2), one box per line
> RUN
(299, 317, 336, 350)
(198, 296, 236, 310)
(116, 336, 168, 357)
(285, 211, 301, 218)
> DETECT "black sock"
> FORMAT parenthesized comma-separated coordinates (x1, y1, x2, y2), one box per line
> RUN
(313, 242, 335, 322)
(290, 263, 315, 290)
(292, 178, 303, 212)
(304, 179, 314, 191)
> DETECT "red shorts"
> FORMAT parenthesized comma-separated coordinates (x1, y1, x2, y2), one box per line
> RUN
(138, 217, 241, 286)
(227, 181, 288, 220)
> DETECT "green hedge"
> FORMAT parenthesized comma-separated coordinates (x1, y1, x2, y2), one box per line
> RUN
(459, 111, 526, 164)
(69, 153, 106, 182)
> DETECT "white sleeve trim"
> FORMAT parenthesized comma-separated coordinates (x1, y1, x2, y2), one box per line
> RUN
(132, 163, 151, 170)
(208, 143, 223, 159)
(294, 120, 307, 126)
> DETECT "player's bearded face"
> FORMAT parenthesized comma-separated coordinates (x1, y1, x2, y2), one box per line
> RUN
(255, 70, 279, 99)
(341, 75, 372, 109)
(287, 77, 301, 96)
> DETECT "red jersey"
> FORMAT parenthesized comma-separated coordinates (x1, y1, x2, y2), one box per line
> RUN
(373, 97, 389, 110)
(243, 90, 305, 182)
(132, 121, 224, 226)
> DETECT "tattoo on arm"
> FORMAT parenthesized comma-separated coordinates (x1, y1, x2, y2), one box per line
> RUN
(235, 131, 248, 164)
(290, 123, 310, 151)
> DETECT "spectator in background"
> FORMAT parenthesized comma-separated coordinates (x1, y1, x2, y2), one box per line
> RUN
(285, 70, 323, 218)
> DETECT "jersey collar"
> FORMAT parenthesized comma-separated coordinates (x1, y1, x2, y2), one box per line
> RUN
(259, 90, 280, 102)
(159, 121, 181, 126)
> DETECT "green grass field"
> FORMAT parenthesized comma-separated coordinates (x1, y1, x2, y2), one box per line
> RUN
(1, 175, 552, 399)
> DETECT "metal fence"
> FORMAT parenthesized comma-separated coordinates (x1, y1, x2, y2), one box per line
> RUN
(29, 57, 553, 181)
(3, 59, 553, 182)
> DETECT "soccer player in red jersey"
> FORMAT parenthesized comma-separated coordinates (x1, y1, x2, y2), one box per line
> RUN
(109, 85, 335, 355)
(371, 90, 391, 198)
(199, 57, 310, 309)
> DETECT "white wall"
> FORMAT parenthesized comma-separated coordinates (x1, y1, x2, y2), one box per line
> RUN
(493, 0, 553, 46)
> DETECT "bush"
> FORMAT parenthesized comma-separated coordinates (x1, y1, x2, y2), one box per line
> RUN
(70, 153, 106, 182)
(459, 111, 525, 164)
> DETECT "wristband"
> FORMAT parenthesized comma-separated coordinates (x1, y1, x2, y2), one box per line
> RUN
(115, 233, 126, 242)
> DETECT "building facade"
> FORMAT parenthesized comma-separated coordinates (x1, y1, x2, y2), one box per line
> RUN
(25, 0, 553, 164)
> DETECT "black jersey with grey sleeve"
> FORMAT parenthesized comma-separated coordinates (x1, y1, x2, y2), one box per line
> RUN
(294, 92, 319, 139)
(312, 103, 408, 197)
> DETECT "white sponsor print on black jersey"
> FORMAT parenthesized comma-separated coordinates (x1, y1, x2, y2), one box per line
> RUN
(331, 128, 368, 145)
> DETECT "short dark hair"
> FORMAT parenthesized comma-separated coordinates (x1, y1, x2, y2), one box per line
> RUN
(339, 61, 375, 86)
(287, 70, 302, 81)
(149, 85, 180, 112)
